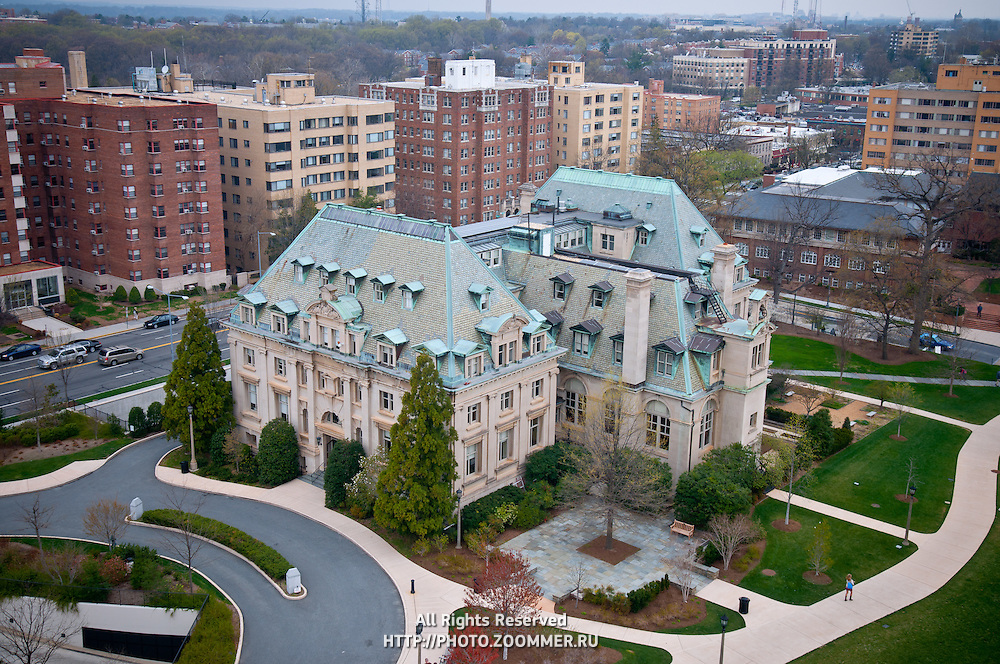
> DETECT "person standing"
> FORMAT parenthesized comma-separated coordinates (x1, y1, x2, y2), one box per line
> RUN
(845, 574, 854, 601)
(978, 303, 983, 318)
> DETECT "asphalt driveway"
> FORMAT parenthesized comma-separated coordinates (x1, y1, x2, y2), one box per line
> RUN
(0, 436, 404, 664)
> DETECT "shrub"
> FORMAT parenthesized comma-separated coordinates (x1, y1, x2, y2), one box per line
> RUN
(146, 401, 164, 432)
(524, 440, 574, 487)
(113, 285, 128, 302)
(461, 485, 525, 534)
(412, 538, 431, 556)
(674, 464, 753, 527)
(176, 597, 236, 664)
(236, 444, 257, 481)
(324, 439, 365, 508)
(431, 533, 449, 553)
(581, 585, 630, 614)
(512, 483, 555, 529)
(100, 555, 130, 585)
(142, 509, 291, 582)
(208, 426, 230, 466)
(256, 419, 300, 487)
(829, 427, 854, 456)
(346, 448, 386, 518)
(626, 574, 670, 613)
(105, 414, 124, 437)
(128, 406, 148, 436)
(128, 286, 141, 304)
(69, 309, 87, 324)
(144, 286, 157, 302)
(65, 288, 81, 306)
(765, 406, 795, 424)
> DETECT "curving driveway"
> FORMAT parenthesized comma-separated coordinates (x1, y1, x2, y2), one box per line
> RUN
(0, 436, 404, 664)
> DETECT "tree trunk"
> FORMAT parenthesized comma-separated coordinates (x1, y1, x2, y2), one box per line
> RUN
(604, 510, 614, 550)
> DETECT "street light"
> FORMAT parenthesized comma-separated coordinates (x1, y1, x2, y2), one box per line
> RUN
(455, 488, 464, 550)
(416, 620, 424, 664)
(719, 614, 729, 664)
(257, 231, 276, 280)
(825, 268, 835, 307)
(187, 404, 198, 472)
(153, 288, 189, 364)
(903, 484, 917, 546)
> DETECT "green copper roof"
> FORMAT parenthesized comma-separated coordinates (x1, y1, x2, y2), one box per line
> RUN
(319, 261, 341, 273)
(415, 339, 449, 356)
(272, 299, 299, 316)
(243, 292, 267, 306)
(292, 256, 315, 267)
(346, 267, 368, 279)
(476, 313, 513, 336)
(331, 296, 363, 321)
(377, 328, 408, 346)
(400, 281, 425, 293)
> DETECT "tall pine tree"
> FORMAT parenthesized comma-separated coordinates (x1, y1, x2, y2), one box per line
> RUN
(163, 301, 233, 460)
(375, 353, 458, 538)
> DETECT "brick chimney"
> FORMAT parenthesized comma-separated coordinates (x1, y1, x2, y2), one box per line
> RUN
(426, 57, 443, 86)
(623, 269, 653, 386)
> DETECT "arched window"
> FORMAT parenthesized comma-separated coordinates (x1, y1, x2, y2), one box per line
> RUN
(699, 401, 716, 449)
(564, 378, 586, 424)
(645, 400, 670, 450)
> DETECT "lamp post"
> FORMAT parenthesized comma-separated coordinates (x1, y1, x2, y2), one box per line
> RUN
(785, 444, 795, 526)
(825, 268, 835, 307)
(455, 488, 463, 549)
(154, 289, 189, 364)
(187, 404, 198, 472)
(415, 620, 424, 664)
(903, 484, 917, 546)
(719, 613, 728, 664)
(257, 231, 276, 279)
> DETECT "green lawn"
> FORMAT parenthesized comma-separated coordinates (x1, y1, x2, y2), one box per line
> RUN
(792, 484, 1000, 664)
(976, 278, 1000, 295)
(0, 438, 133, 482)
(803, 376, 1000, 425)
(600, 637, 672, 663)
(801, 416, 968, 534)
(666, 598, 745, 635)
(770, 335, 998, 381)
(739, 499, 917, 605)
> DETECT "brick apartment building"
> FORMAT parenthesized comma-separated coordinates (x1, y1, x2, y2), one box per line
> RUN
(643, 79, 720, 132)
(361, 58, 553, 225)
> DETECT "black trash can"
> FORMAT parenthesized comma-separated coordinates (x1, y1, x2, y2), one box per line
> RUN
(739, 596, 750, 615)
(180, 460, 189, 474)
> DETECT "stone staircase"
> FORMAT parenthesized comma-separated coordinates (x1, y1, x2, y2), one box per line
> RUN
(298, 467, 325, 489)
(14, 306, 47, 322)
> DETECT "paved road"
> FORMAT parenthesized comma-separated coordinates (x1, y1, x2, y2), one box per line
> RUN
(0, 436, 403, 664)
(0, 324, 231, 417)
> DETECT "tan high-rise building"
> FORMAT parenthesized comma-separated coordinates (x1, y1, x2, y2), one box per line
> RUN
(129, 72, 395, 275)
(643, 80, 720, 133)
(861, 84, 1000, 175)
(890, 19, 939, 58)
(937, 57, 1000, 92)
(672, 49, 749, 94)
(548, 60, 644, 173)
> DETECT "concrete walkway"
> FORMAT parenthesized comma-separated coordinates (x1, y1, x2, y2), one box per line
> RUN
(784, 369, 997, 386)
(4, 381, 997, 663)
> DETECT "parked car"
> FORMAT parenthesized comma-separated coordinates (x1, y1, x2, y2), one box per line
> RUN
(98, 346, 144, 366)
(143, 314, 179, 329)
(919, 333, 955, 350)
(37, 344, 88, 370)
(76, 338, 103, 354)
(0, 343, 42, 361)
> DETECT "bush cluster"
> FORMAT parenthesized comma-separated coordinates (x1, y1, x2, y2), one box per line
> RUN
(0, 411, 89, 447)
(112, 544, 163, 591)
(141, 509, 291, 583)
(461, 485, 526, 534)
(764, 406, 795, 423)
(582, 573, 671, 614)
(324, 439, 365, 508)
(127, 402, 166, 438)
(523, 440, 575, 487)
(176, 596, 237, 664)
(625, 573, 671, 613)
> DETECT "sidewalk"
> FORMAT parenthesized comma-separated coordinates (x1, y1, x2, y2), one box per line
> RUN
(784, 369, 996, 386)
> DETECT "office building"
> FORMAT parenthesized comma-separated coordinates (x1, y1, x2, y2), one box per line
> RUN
(643, 80, 720, 133)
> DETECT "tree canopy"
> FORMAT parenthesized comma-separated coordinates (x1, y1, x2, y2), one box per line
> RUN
(257, 418, 301, 486)
(374, 353, 458, 538)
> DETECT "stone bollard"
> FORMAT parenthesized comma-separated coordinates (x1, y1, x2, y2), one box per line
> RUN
(129, 497, 144, 520)
(286, 567, 302, 594)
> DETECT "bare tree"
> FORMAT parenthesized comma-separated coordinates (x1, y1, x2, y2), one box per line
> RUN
(0, 596, 82, 664)
(799, 389, 825, 417)
(222, 429, 245, 473)
(20, 497, 54, 559)
(561, 381, 672, 550)
(464, 549, 541, 661)
(674, 543, 700, 604)
(156, 490, 210, 590)
(807, 520, 833, 578)
(41, 542, 86, 587)
(850, 221, 915, 360)
(82, 498, 129, 550)
(834, 309, 861, 382)
(904, 457, 920, 499)
(872, 152, 999, 354)
(886, 383, 920, 438)
(571, 561, 587, 608)
(706, 514, 764, 571)
(22, 379, 59, 448)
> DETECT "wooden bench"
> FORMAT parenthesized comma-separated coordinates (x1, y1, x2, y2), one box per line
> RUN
(671, 520, 695, 538)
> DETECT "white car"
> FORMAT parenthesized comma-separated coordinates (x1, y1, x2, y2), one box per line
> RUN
(37, 344, 88, 370)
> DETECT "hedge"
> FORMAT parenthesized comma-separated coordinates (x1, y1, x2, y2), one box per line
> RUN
(583, 573, 670, 614)
(764, 406, 795, 424)
(461, 485, 526, 535)
(176, 596, 237, 664)
(142, 509, 292, 583)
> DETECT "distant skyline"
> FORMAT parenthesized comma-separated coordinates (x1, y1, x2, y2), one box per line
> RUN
(35, 0, 999, 21)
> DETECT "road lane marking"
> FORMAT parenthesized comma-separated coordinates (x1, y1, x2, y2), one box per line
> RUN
(0, 389, 19, 397)
(0, 340, 173, 388)
(115, 370, 145, 379)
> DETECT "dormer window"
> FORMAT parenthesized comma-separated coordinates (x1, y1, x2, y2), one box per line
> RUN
(637, 229, 649, 246)
(345, 268, 367, 296)
(272, 313, 287, 335)
(378, 343, 395, 368)
(239, 304, 255, 325)
(468, 283, 492, 312)
(400, 282, 424, 311)
(600, 233, 615, 251)
(589, 281, 613, 308)
(292, 256, 314, 284)
(346, 275, 357, 295)
(375, 328, 407, 368)
(373, 274, 395, 304)
(373, 282, 386, 303)
(401, 290, 413, 310)
(690, 225, 709, 247)
(318, 261, 340, 284)
(550, 272, 575, 301)
(531, 334, 545, 354)
(570, 320, 603, 358)
(654, 350, 673, 376)
(466, 353, 483, 377)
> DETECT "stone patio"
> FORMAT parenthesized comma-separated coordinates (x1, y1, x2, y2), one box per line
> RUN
(500, 501, 717, 601)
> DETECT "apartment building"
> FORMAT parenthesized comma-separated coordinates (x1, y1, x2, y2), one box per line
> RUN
(361, 58, 553, 224)
(890, 19, 939, 58)
(643, 79, 720, 133)
(12, 90, 228, 293)
(225, 204, 565, 494)
(937, 57, 1000, 92)
(131, 72, 396, 275)
(458, 167, 773, 475)
(547, 60, 644, 173)
(743, 31, 838, 90)
(860, 84, 1000, 174)
(672, 49, 749, 94)
(0, 48, 65, 101)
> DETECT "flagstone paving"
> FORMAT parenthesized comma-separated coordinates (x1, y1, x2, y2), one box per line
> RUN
(500, 500, 717, 601)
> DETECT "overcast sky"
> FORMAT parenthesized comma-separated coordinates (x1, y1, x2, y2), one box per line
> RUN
(51, 0, 998, 21)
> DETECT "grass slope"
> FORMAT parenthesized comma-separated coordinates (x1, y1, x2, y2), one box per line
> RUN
(0, 438, 133, 482)
(739, 499, 917, 605)
(770, 335, 997, 381)
(793, 483, 1000, 664)
(801, 416, 968, 534)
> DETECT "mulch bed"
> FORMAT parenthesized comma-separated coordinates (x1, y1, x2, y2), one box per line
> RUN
(772, 518, 802, 532)
(802, 571, 832, 585)
(577, 536, 640, 565)
(895, 494, 919, 504)
(557, 584, 707, 632)
(890, 435, 908, 441)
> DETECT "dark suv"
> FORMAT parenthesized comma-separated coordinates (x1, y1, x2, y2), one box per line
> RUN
(98, 346, 144, 366)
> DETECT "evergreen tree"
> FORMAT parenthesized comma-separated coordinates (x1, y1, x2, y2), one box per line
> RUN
(163, 301, 232, 461)
(375, 353, 458, 538)
(256, 418, 300, 486)
(325, 439, 365, 508)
